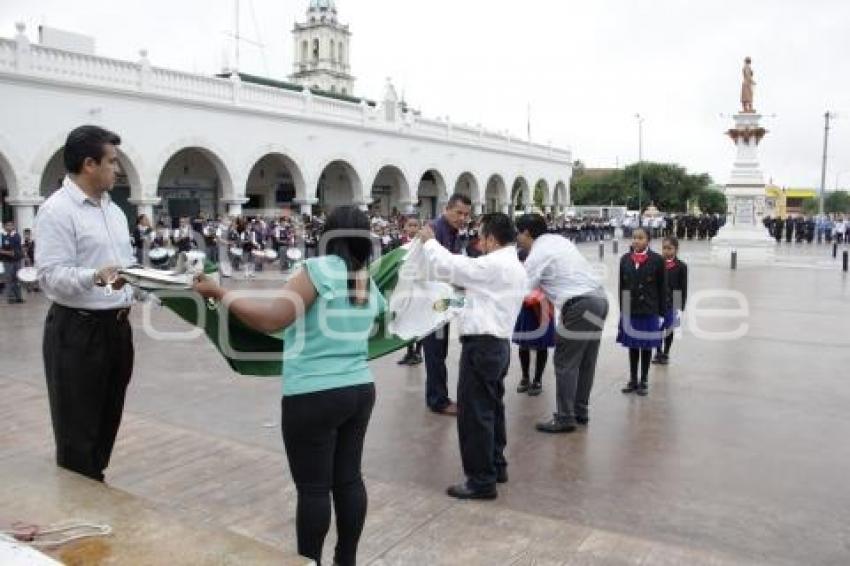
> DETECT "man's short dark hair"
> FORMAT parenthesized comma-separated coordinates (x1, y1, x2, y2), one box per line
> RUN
(515, 213, 548, 239)
(480, 213, 516, 246)
(63, 125, 121, 174)
(446, 193, 472, 209)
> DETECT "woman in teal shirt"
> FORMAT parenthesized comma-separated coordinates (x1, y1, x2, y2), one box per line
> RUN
(194, 206, 385, 566)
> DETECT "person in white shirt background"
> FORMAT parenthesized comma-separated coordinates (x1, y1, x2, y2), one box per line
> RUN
(516, 214, 610, 433)
(419, 213, 527, 500)
(35, 125, 136, 482)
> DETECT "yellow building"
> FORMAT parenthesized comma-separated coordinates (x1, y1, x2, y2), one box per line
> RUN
(765, 184, 817, 218)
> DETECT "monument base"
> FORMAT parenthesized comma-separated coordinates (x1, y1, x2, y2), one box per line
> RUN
(711, 223, 775, 264)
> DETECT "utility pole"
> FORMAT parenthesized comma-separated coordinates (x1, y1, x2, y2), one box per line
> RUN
(819, 111, 836, 216)
(636, 114, 644, 216)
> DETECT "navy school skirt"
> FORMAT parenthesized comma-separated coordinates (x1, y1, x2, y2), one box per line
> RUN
(616, 314, 663, 349)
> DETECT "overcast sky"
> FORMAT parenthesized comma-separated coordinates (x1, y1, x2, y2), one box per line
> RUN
(3, 0, 849, 189)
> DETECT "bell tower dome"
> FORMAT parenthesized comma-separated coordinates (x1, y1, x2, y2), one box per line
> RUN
(290, 0, 354, 95)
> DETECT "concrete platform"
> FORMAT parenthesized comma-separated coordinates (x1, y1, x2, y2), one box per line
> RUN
(1, 239, 849, 565)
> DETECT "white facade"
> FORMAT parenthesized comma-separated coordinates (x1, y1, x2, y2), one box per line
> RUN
(0, 22, 571, 231)
(290, 0, 354, 95)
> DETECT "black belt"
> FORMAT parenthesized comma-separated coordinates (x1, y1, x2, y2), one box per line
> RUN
(54, 303, 131, 322)
(460, 334, 506, 344)
(563, 290, 602, 309)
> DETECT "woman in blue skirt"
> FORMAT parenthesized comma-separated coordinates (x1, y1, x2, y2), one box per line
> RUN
(512, 248, 555, 396)
(617, 227, 667, 396)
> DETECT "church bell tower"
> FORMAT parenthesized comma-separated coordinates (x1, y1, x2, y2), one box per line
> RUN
(290, 0, 355, 95)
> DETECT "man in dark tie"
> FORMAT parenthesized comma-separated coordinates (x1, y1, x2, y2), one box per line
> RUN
(422, 193, 472, 415)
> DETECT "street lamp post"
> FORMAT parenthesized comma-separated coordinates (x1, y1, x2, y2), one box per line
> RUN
(635, 114, 644, 217)
(819, 111, 837, 216)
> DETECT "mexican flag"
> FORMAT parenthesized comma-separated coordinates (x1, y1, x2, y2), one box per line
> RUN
(155, 247, 410, 377)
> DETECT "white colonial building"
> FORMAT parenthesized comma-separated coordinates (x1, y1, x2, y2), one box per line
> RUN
(0, 4, 571, 232)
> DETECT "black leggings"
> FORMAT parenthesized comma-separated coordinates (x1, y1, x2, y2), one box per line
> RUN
(282, 383, 375, 566)
(628, 348, 652, 384)
(518, 347, 549, 383)
(658, 333, 674, 357)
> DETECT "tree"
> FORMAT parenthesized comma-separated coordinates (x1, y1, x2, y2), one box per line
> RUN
(802, 199, 819, 216)
(570, 161, 713, 212)
(825, 190, 850, 213)
(698, 189, 727, 215)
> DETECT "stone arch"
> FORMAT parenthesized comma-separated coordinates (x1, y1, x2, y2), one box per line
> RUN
(484, 174, 509, 213)
(534, 178, 552, 207)
(30, 134, 145, 200)
(453, 171, 481, 204)
(554, 180, 568, 213)
(0, 151, 18, 209)
(243, 144, 307, 205)
(315, 157, 364, 213)
(414, 167, 448, 220)
(370, 164, 412, 216)
(153, 139, 236, 199)
(155, 145, 236, 222)
(511, 176, 531, 214)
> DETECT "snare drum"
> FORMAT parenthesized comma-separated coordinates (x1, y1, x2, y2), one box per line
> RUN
(149, 247, 170, 267)
(16, 266, 38, 283)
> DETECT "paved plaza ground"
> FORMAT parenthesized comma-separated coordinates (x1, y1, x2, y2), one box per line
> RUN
(2, 239, 849, 565)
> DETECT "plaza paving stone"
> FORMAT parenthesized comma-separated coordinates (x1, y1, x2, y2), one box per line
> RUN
(1, 239, 849, 565)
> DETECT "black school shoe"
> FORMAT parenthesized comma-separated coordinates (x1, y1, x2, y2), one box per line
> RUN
(516, 379, 529, 394)
(409, 353, 423, 365)
(535, 416, 577, 433)
(397, 354, 413, 365)
(446, 483, 498, 500)
(636, 383, 649, 396)
(527, 381, 543, 396)
(622, 382, 639, 394)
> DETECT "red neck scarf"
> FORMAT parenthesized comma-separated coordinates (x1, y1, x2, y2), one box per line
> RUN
(631, 250, 648, 268)
(665, 258, 677, 270)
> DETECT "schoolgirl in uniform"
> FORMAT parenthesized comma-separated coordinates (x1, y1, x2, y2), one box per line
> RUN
(653, 236, 688, 365)
(617, 227, 667, 396)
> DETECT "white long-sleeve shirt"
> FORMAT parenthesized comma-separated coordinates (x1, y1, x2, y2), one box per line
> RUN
(523, 234, 603, 308)
(421, 240, 527, 339)
(35, 176, 135, 309)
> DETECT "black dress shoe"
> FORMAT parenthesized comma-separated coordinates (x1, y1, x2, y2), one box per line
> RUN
(397, 355, 412, 366)
(622, 382, 639, 394)
(446, 483, 497, 500)
(527, 382, 542, 396)
(656, 355, 669, 365)
(516, 379, 529, 394)
(636, 383, 649, 396)
(576, 415, 589, 425)
(535, 418, 577, 433)
(409, 353, 423, 365)
(496, 468, 508, 484)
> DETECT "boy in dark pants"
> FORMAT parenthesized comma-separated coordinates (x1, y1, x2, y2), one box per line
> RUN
(419, 213, 527, 499)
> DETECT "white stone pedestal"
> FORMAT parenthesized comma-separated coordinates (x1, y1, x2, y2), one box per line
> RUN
(711, 112, 775, 264)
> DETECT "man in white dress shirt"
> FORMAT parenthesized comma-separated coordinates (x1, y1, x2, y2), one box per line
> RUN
(516, 214, 609, 433)
(35, 125, 135, 481)
(420, 213, 527, 500)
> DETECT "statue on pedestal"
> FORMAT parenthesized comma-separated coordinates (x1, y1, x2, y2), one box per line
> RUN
(741, 57, 756, 113)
